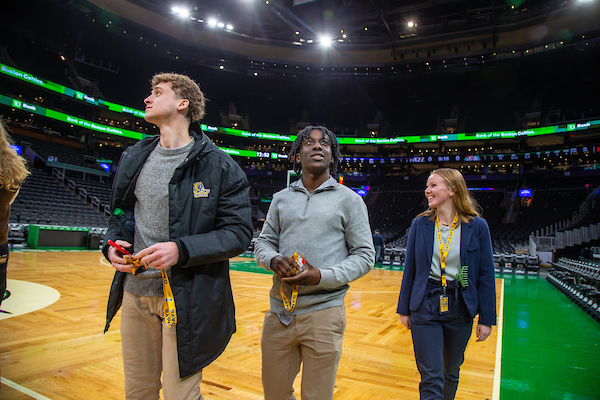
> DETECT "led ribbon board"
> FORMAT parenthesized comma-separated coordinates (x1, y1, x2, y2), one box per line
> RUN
(339, 145, 598, 164)
(218, 147, 283, 159)
(3, 64, 599, 160)
(201, 124, 296, 142)
(0, 63, 146, 118)
(202, 121, 599, 145)
(0, 94, 143, 140)
(3, 64, 598, 144)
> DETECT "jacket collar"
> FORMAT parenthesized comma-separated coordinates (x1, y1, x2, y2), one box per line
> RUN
(422, 216, 474, 265)
(290, 176, 337, 194)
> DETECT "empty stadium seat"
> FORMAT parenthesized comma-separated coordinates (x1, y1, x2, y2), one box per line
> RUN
(502, 253, 515, 274)
(382, 248, 393, 266)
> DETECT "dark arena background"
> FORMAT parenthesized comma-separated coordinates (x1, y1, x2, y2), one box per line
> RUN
(1, 0, 599, 399)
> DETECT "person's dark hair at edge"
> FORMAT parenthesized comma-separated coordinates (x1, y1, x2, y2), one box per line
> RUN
(289, 126, 341, 177)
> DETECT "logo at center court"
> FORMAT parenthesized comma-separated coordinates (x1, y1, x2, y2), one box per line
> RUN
(193, 182, 210, 198)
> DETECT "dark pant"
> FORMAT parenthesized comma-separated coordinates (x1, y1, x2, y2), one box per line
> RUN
(409, 279, 473, 400)
(0, 242, 8, 307)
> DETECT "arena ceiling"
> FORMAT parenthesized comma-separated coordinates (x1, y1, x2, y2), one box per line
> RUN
(120, 0, 546, 48)
(78, 0, 599, 65)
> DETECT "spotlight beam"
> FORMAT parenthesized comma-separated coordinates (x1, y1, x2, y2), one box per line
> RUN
(268, 1, 316, 36)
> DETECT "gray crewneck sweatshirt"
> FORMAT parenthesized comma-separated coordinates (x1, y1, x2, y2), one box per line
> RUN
(124, 138, 195, 297)
(254, 177, 375, 323)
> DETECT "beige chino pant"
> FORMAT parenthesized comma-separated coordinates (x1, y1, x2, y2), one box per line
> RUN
(261, 306, 346, 400)
(120, 291, 203, 400)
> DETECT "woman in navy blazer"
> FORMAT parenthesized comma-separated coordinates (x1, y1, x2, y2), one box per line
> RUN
(397, 168, 496, 400)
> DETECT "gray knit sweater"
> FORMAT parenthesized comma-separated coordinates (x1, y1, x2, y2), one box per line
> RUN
(123, 138, 195, 297)
(254, 176, 375, 320)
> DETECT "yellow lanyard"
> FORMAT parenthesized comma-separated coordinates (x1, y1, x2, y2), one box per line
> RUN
(435, 213, 459, 292)
(280, 253, 303, 312)
(280, 284, 299, 312)
(162, 270, 177, 327)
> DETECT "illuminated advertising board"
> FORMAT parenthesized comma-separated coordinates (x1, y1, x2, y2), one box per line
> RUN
(0, 94, 144, 140)
(0, 63, 146, 118)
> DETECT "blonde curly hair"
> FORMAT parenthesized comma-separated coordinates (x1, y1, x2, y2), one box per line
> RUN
(151, 72, 206, 122)
(0, 120, 30, 190)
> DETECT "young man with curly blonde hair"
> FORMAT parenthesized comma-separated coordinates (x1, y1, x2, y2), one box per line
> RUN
(103, 72, 252, 399)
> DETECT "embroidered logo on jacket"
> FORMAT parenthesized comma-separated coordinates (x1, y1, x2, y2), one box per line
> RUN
(193, 182, 211, 198)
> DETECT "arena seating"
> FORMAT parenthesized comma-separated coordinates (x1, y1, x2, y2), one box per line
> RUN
(9, 168, 108, 228)
(66, 175, 112, 212)
(7, 224, 27, 249)
(5, 127, 597, 259)
(10, 131, 89, 167)
(513, 189, 588, 240)
(368, 191, 424, 244)
(472, 191, 505, 229)
(249, 176, 287, 218)
(548, 257, 600, 322)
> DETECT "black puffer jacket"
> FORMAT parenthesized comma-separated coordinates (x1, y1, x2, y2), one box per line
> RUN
(102, 129, 252, 378)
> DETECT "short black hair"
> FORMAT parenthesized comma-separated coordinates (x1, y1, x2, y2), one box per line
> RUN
(289, 126, 341, 176)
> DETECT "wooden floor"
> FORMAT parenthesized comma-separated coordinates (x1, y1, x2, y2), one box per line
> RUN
(0, 251, 501, 399)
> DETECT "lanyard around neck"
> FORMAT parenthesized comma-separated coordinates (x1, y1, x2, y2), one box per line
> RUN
(436, 213, 459, 293)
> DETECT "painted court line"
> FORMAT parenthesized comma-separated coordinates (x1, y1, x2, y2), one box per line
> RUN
(492, 278, 505, 400)
(99, 256, 112, 267)
(1, 377, 53, 400)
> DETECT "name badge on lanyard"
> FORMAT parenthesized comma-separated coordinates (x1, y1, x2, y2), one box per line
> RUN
(440, 294, 449, 314)
(436, 213, 458, 315)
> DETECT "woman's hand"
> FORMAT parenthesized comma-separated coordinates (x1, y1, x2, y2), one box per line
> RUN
(476, 324, 492, 342)
(399, 314, 411, 330)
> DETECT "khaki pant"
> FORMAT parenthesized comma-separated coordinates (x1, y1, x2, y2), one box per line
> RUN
(121, 291, 203, 400)
(261, 306, 346, 400)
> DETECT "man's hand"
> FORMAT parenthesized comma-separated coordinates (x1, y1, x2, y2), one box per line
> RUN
(270, 255, 300, 278)
(136, 242, 179, 270)
(281, 258, 321, 286)
(107, 240, 134, 273)
(399, 314, 411, 330)
(476, 324, 492, 342)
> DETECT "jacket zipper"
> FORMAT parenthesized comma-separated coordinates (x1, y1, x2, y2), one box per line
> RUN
(303, 194, 311, 216)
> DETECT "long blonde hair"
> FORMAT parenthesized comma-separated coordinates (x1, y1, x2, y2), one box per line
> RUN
(418, 168, 481, 224)
(0, 120, 30, 190)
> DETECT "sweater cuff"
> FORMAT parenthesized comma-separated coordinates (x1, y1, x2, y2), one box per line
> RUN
(316, 269, 335, 288)
(174, 239, 190, 267)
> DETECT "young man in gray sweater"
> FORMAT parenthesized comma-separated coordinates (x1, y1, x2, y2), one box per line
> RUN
(104, 73, 252, 399)
(254, 126, 375, 400)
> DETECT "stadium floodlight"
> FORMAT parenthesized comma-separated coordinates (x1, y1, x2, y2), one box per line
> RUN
(319, 34, 333, 47)
(208, 18, 217, 27)
(171, 6, 190, 18)
(217, 22, 225, 28)
(226, 24, 234, 30)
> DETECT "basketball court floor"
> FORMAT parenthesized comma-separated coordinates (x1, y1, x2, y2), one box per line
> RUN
(0, 251, 598, 399)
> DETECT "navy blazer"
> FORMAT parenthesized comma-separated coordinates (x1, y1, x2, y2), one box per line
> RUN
(397, 215, 497, 326)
